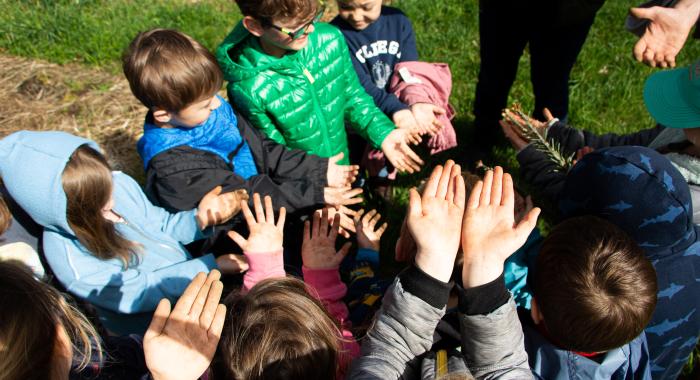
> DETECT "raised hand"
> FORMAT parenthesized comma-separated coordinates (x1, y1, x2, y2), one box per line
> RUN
(354, 209, 388, 252)
(630, 3, 699, 68)
(410, 103, 445, 136)
(196, 187, 249, 229)
(302, 208, 352, 270)
(381, 129, 424, 174)
(392, 109, 424, 143)
(461, 167, 540, 288)
(227, 193, 285, 253)
(214, 254, 249, 275)
(324, 186, 364, 208)
(407, 160, 465, 282)
(327, 152, 360, 188)
(144, 270, 226, 380)
(318, 205, 357, 238)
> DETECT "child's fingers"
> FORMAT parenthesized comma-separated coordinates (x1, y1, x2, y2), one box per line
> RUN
(313, 209, 323, 237)
(303, 220, 311, 242)
(502, 173, 515, 208)
(276, 207, 286, 230)
(454, 171, 466, 209)
(423, 164, 444, 198)
(368, 211, 381, 229)
(145, 298, 172, 339)
(189, 270, 221, 320)
(199, 280, 223, 330)
(376, 222, 388, 238)
(329, 213, 341, 240)
(408, 188, 422, 217)
(437, 160, 455, 200)
(320, 208, 331, 236)
(264, 195, 275, 224)
(480, 170, 494, 206)
(402, 143, 424, 169)
(515, 207, 541, 239)
(467, 181, 484, 210)
(354, 209, 365, 226)
(336, 242, 353, 263)
(171, 272, 207, 317)
(543, 107, 554, 121)
(252, 193, 265, 222)
(227, 230, 248, 249)
(240, 199, 255, 226)
(490, 167, 503, 206)
(207, 303, 227, 344)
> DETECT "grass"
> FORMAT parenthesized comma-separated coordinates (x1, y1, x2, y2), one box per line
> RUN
(1, 0, 699, 376)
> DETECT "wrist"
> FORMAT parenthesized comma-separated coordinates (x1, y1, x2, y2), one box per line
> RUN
(461, 258, 504, 288)
(414, 248, 455, 283)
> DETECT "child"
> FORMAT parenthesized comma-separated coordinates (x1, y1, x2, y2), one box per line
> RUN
(123, 29, 362, 252)
(0, 131, 245, 334)
(558, 146, 700, 380)
(349, 163, 539, 378)
(216, 0, 424, 174)
(523, 215, 657, 379)
(211, 194, 360, 379)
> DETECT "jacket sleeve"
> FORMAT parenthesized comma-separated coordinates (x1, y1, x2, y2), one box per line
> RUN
(242, 249, 286, 291)
(547, 122, 664, 154)
(458, 274, 533, 380)
(115, 172, 206, 245)
(43, 231, 217, 314)
(516, 145, 568, 206)
(351, 46, 408, 116)
(228, 85, 287, 145)
(145, 147, 326, 216)
(348, 266, 451, 379)
(337, 32, 397, 149)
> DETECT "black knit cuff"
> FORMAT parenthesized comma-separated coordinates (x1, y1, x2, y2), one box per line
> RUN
(458, 273, 509, 316)
(399, 265, 453, 309)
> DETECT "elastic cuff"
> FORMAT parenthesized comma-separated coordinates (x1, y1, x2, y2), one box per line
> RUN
(459, 272, 510, 316)
(399, 265, 453, 309)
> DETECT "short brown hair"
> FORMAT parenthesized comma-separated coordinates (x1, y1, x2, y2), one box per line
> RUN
(235, 0, 318, 24)
(211, 276, 345, 380)
(122, 29, 223, 112)
(534, 216, 658, 352)
(0, 195, 10, 236)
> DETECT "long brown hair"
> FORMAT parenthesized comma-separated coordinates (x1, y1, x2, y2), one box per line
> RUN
(211, 277, 346, 380)
(62, 145, 136, 267)
(0, 260, 101, 380)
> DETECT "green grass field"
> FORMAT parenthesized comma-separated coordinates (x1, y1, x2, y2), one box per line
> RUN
(1, 0, 699, 376)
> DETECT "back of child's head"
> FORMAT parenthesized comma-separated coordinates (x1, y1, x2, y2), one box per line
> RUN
(62, 145, 136, 267)
(0, 193, 10, 236)
(534, 215, 658, 353)
(122, 28, 222, 112)
(211, 276, 344, 380)
(0, 260, 100, 379)
(235, 0, 318, 24)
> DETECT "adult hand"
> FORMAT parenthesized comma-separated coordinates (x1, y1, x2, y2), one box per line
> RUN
(407, 160, 465, 283)
(227, 193, 285, 253)
(318, 205, 357, 238)
(302, 209, 352, 270)
(381, 129, 424, 173)
(354, 209, 387, 252)
(324, 186, 364, 208)
(215, 254, 249, 275)
(392, 109, 423, 144)
(461, 167, 540, 288)
(631, 3, 699, 68)
(327, 152, 360, 188)
(411, 103, 445, 136)
(144, 271, 226, 380)
(196, 187, 249, 229)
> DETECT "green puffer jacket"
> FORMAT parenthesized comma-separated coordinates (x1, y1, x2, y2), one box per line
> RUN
(216, 22, 395, 164)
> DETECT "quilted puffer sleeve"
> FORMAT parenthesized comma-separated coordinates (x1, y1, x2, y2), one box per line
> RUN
(229, 85, 287, 146)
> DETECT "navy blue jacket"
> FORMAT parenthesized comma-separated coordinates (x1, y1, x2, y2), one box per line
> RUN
(331, 6, 418, 116)
(559, 146, 700, 379)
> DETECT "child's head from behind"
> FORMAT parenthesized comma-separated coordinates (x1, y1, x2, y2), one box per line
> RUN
(336, 0, 383, 31)
(212, 276, 344, 380)
(0, 261, 100, 380)
(122, 28, 223, 127)
(237, 0, 321, 55)
(62, 145, 136, 267)
(533, 216, 658, 353)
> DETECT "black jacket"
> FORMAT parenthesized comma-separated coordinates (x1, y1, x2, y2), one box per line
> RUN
(143, 112, 328, 254)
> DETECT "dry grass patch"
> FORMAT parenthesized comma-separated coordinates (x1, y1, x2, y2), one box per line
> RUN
(0, 54, 146, 181)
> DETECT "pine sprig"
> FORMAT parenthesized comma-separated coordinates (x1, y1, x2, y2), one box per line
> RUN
(502, 104, 574, 173)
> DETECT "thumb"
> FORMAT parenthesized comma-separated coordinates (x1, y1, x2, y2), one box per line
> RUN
(514, 207, 541, 238)
(542, 108, 554, 121)
(337, 242, 352, 259)
(145, 298, 171, 340)
(330, 152, 344, 164)
(408, 188, 422, 217)
(206, 185, 223, 198)
(629, 6, 656, 20)
(227, 230, 247, 249)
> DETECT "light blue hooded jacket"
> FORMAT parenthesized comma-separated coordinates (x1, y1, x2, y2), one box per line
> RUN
(0, 131, 217, 334)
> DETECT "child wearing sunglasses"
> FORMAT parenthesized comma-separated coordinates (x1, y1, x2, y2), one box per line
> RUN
(216, 0, 425, 184)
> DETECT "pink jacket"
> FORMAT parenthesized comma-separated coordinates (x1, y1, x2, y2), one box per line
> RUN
(242, 250, 361, 376)
(388, 61, 458, 155)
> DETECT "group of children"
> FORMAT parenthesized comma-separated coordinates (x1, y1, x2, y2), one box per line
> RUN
(0, 0, 699, 379)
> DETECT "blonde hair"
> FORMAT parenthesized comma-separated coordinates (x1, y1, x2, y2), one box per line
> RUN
(0, 261, 101, 379)
(62, 145, 137, 267)
(212, 276, 346, 380)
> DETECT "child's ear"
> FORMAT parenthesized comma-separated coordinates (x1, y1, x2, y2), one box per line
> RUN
(242, 16, 265, 37)
(530, 297, 544, 325)
(152, 108, 172, 124)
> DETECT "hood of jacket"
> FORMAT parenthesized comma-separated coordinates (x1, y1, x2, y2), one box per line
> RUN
(558, 146, 696, 260)
(0, 131, 100, 237)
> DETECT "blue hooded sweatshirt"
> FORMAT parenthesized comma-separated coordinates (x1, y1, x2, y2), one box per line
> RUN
(559, 146, 700, 380)
(0, 131, 217, 335)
